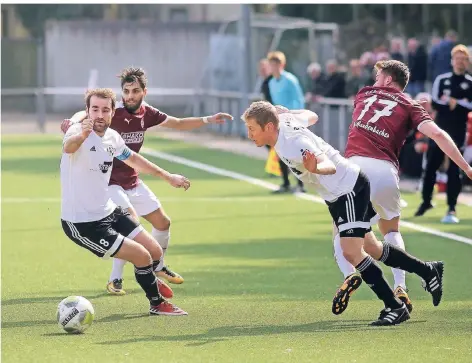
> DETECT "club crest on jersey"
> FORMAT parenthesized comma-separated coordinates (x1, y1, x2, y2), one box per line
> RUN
(106, 146, 115, 156)
(99, 161, 112, 173)
(460, 82, 469, 90)
(141, 119, 145, 129)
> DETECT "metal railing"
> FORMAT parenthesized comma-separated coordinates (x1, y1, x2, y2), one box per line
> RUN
(1, 86, 354, 151)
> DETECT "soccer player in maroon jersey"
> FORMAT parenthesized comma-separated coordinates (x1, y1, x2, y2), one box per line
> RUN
(331, 60, 472, 316)
(61, 67, 233, 296)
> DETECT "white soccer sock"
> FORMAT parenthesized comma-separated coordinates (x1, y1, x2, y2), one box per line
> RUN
(152, 228, 170, 271)
(333, 233, 356, 278)
(109, 258, 127, 282)
(384, 231, 407, 290)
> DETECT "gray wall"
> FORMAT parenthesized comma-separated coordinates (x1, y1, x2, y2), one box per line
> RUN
(44, 20, 221, 112)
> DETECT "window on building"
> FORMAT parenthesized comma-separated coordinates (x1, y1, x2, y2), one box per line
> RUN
(2, 9, 9, 37)
(169, 8, 188, 22)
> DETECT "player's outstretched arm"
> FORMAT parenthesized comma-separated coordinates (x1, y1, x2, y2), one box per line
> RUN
(122, 153, 191, 190)
(274, 106, 318, 126)
(159, 113, 234, 131)
(418, 121, 472, 179)
(63, 119, 93, 154)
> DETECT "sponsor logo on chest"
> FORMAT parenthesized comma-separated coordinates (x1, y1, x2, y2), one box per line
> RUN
(121, 131, 145, 144)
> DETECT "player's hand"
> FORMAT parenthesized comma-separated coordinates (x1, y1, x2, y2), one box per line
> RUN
(61, 119, 72, 134)
(449, 97, 457, 110)
(302, 150, 318, 173)
(167, 174, 191, 191)
(208, 113, 234, 124)
(275, 105, 289, 114)
(81, 118, 94, 138)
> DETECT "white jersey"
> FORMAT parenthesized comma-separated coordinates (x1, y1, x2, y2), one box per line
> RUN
(60, 124, 133, 223)
(274, 114, 360, 202)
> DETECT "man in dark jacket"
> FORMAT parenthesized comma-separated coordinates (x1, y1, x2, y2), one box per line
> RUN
(429, 30, 458, 82)
(416, 45, 472, 223)
(407, 38, 428, 97)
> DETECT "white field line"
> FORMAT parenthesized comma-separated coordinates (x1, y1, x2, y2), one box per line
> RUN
(141, 147, 472, 247)
(2, 196, 292, 203)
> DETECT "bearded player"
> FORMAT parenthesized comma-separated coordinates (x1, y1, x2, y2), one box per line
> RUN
(332, 60, 472, 315)
(61, 67, 233, 296)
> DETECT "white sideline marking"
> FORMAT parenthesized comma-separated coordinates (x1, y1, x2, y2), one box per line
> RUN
(141, 147, 472, 247)
(2, 196, 290, 204)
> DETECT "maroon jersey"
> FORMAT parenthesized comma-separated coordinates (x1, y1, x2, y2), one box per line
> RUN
(345, 86, 431, 168)
(109, 101, 168, 189)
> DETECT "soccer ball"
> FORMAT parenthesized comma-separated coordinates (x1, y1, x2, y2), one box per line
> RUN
(57, 296, 95, 334)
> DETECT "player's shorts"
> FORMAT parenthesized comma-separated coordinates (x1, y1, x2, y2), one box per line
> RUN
(326, 172, 377, 238)
(61, 207, 144, 259)
(348, 156, 400, 221)
(109, 179, 161, 216)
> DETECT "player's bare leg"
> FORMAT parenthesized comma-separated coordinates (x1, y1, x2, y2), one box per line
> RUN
(364, 231, 444, 307)
(339, 235, 409, 326)
(114, 237, 186, 316)
(143, 207, 184, 284)
(332, 224, 362, 315)
(107, 207, 140, 296)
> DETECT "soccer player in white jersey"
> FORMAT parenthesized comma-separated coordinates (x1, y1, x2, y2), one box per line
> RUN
(61, 88, 189, 316)
(62, 67, 233, 296)
(243, 101, 445, 326)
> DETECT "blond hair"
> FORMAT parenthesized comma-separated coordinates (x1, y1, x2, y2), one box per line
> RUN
(242, 101, 279, 129)
(267, 51, 286, 66)
(85, 88, 116, 110)
(451, 44, 470, 58)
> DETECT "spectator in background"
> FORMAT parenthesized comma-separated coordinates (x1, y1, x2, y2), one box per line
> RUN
(429, 30, 458, 82)
(322, 59, 346, 98)
(406, 38, 428, 97)
(390, 38, 404, 62)
(360, 51, 376, 86)
(416, 45, 472, 223)
(305, 62, 326, 104)
(267, 51, 306, 194)
(345, 59, 366, 98)
(258, 58, 273, 104)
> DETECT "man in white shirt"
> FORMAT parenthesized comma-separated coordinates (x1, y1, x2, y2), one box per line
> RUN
(242, 101, 443, 326)
(61, 88, 189, 316)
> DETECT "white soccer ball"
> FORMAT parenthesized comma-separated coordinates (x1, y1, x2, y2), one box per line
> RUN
(57, 296, 95, 334)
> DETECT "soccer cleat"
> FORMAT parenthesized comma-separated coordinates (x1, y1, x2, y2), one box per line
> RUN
(394, 286, 413, 313)
(271, 185, 291, 194)
(156, 266, 184, 284)
(293, 185, 307, 194)
(332, 273, 363, 315)
(414, 202, 434, 217)
(441, 212, 459, 224)
(371, 303, 410, 326)
(106, 279, 126, 296)
(422, 261, 444, 307)
(157, 278, 174, 299)
(149, 300, 188, 316)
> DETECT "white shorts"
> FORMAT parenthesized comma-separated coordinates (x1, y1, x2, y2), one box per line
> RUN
(108, 180, 161, 217)
(348, 156, 401, 221)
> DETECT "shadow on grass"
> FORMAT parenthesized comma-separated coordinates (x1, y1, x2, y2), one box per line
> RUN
(96, 319, 427, 347)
